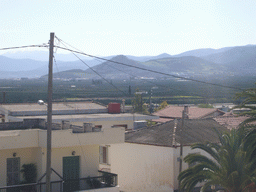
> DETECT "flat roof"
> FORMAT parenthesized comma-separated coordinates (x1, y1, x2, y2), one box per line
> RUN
(13, 113, 159, 123)
(0, 102, 106, 112)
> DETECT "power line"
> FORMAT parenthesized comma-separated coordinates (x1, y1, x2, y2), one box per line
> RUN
(54, 45, 244, 91)
(0, 44, 48, 51)
(54, 37, 216, 98)
(56, 38, 129, 97)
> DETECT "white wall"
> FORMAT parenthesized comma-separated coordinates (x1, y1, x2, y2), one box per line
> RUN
(108, 143, 210, 192)
(109, 143, 175, 192)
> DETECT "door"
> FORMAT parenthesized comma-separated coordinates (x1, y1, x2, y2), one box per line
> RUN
(7, 157, 20, 192)
(63, 156, 80, 192)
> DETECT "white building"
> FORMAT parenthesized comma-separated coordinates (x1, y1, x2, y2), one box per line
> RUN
(0, 119, 124, 192)
(101, 119, 228, 192)
(0, 101, 158, 130)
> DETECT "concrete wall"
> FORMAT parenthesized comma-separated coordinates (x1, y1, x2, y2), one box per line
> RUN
(0, 145, 100, 187)
(109, 143, 175, 192)
(72, 120, 134, 130)
(40, 145, 100, 182)
(0, 129, 39, 150)
(0, 147, 41, 187)
(39, 127, 124, 148)
(108, 143, 209, 192)
(0, 127, 125, 188)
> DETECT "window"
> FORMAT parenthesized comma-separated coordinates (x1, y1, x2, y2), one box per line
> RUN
(99, 146, 109, 164)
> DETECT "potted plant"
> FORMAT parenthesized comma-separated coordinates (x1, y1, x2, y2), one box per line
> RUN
(20, 163, 37, 192)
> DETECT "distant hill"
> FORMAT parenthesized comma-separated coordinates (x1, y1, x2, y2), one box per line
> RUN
(141, 56, 223, 75)
(174, 47, 233, 58)
(1, 44, 256, 79)
(2, 50, 91, 62)
(41, 69, 86, 79)
(80, 55, 224, 79)
(0, 55, 47, 71)
(84, 55, 145, 79)
(203, 45, 256, 63)
(126, 53, 172, 62)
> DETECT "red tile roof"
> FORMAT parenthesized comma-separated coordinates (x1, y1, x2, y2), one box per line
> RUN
(214, 112, 251, 130)
(153, 105, 224, 119)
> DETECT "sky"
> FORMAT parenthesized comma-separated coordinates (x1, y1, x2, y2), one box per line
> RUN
(1, 0, 256, 57)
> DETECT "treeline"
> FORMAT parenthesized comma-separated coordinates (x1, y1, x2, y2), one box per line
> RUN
(0, 76, 255, 104)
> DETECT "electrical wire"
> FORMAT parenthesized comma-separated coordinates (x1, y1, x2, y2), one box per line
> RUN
(54, 37, 183, 97)
(56, 39, 129, 97)
(54, 45, 244, 91)
(0, 44, 48, 51)
(54, 37, 243, 99)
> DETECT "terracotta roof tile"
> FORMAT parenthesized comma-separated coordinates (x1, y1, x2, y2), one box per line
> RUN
(153, 105, 224, 119)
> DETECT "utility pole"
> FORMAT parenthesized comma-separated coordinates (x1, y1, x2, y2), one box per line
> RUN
(46, 32, 54, 192)
(178, 110, 185, 192)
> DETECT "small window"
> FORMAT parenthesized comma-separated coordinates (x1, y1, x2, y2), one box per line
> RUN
(113, 124, 128, 131)
(99, 146, 109, 164)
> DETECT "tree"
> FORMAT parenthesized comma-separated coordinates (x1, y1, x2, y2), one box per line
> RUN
(155, 100, 168, 112)
(198, 103, 213, 108)
(132, 88, 143, 113)
(235, 88, 256, 123)
(178, 127, 256, 192)
(132, 88, 149, 114)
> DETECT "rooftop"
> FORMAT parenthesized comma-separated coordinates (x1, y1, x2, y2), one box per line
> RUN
(0, 101, 106, 112)
(125, 119, 228, 147)
(153, 105, 225, 119)
(11, 113, 158, 123)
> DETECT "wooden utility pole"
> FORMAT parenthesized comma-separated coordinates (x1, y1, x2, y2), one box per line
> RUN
(46, 32, 54, 192)
(178, 110, 185, 192)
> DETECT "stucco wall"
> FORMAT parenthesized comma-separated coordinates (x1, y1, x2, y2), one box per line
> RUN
(39, 145, 100, 183)
(72, 120, 134, 130)
(109, 143, 175, 192)
(0, 147, 41, 187)
(109, 143, 210, 192)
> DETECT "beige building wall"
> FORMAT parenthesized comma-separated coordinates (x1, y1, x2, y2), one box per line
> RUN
(108, 143, 175, 192)
(0, 147, 41, 187)
(0, 127, 124, 188)
(72, 120, 134, 130)
(40, 145, 100, 182)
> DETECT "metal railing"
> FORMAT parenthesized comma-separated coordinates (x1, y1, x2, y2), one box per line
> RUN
(0, 171, 117, 192)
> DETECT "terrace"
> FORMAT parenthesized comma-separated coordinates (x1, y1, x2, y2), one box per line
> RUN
(0, 171, 118, 192)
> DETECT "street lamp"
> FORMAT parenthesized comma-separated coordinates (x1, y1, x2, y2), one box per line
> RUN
(149, 87, 158, 114)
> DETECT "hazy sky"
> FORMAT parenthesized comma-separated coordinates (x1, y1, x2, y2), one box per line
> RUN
(1, 0, 255, 56)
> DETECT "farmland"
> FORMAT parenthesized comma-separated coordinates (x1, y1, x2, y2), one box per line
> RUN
(0, 75, 255, 105)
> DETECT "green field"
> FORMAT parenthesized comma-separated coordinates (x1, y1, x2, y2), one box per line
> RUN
(0, 75, 255, 105)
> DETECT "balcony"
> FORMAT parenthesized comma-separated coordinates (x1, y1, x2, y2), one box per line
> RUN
(0, 171, 118, 192)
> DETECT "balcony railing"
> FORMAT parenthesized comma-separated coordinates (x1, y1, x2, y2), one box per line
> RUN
(0, 171, 117, 192)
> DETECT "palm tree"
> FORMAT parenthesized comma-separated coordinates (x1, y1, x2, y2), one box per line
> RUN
(178, 127, 256, 192)
(235, 88, 256, 124)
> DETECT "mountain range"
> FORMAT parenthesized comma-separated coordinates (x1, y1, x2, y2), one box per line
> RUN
(0, 45, 256, 79)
